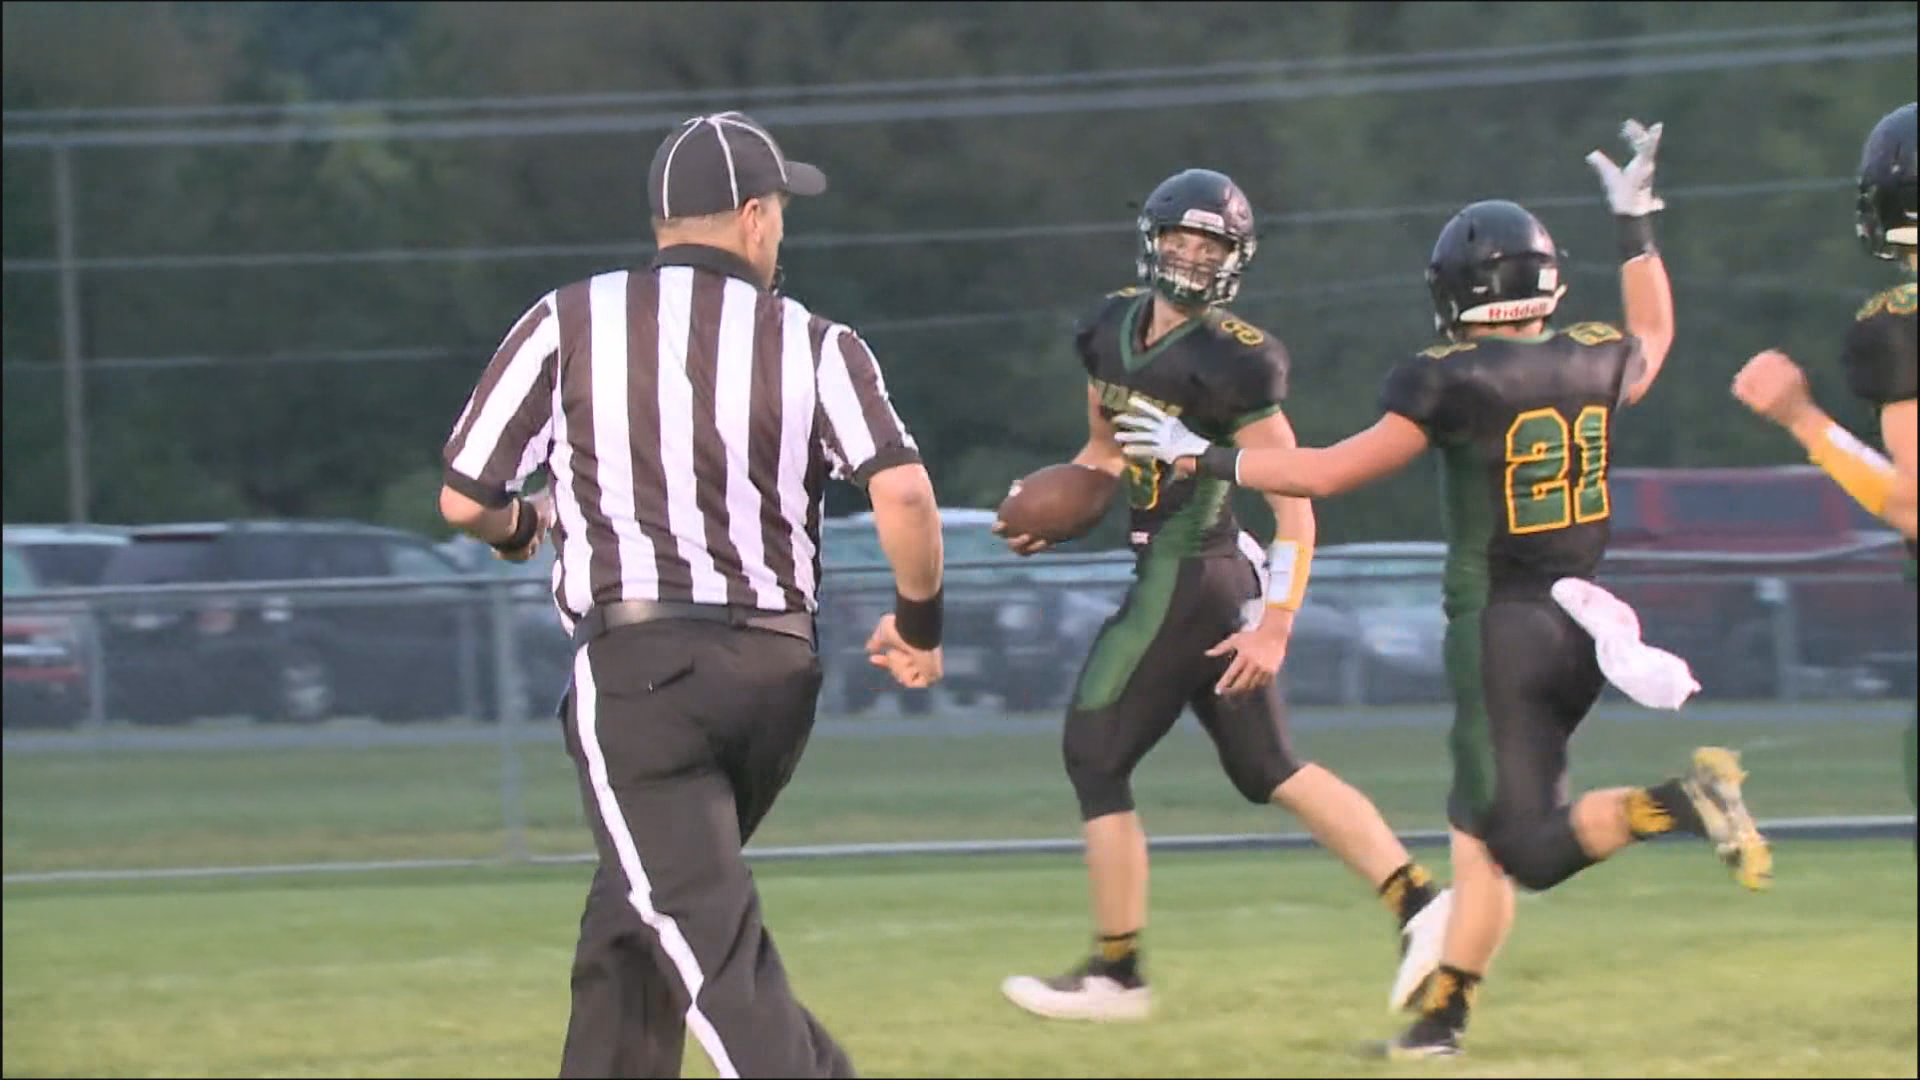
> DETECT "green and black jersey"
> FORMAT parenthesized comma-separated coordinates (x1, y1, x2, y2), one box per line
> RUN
(1376, 323, 1644, 619)
(1076, 287, 1290, 558)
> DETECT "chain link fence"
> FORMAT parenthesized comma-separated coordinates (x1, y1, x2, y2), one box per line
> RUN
(5, 548, 1913, 881)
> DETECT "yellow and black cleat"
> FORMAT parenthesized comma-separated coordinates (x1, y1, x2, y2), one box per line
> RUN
(1681, 747, 1773, 891)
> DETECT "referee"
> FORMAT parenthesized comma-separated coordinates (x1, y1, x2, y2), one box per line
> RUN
(438, 110, 946, 1080)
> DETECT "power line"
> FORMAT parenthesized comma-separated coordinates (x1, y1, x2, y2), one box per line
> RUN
(1, 33, 1909, 150)
(5, 14, 1907, 128)
(0, 261, 1868, 376)
(0, 176, 1858, 276)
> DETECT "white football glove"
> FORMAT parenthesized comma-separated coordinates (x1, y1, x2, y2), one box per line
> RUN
(1112, 399, 1209, 464)
(1585, 118, 1666, 218)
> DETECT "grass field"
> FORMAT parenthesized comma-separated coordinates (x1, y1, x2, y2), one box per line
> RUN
(3, 703, 1912, 875)
(3, 840, 1914, 1078)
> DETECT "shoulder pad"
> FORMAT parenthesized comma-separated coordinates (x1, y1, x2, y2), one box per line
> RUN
(1419, 339, 1477, 361)
(1857, 282, 1918, 321)
(1561, 321, 1626, 346)
(1077, 287, 1140, 327)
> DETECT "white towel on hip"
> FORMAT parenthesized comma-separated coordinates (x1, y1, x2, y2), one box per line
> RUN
(1550, 577, 1701, 710)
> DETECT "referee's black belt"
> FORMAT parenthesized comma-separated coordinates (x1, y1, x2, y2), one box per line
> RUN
(572, 599, 814, 649)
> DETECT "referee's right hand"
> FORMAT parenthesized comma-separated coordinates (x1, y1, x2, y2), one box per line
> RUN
(865, 614, 943, 690)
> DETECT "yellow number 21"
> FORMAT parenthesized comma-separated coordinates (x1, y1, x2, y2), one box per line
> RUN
(1503, 405, 1610, 534)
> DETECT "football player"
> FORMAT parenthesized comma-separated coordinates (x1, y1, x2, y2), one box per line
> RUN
(1731, 101, 1916, 809)
(994, 168, 1450, 1023)
(1112, 122, 1773, 1058)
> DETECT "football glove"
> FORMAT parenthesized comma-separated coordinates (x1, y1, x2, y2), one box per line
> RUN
(1113, 399, 1209, 464)
(1586, 118, 1666, 219)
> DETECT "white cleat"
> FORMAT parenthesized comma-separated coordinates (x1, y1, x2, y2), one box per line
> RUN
(1000, 965, 1152, 1022)
(1389, 887, 1453, 1013)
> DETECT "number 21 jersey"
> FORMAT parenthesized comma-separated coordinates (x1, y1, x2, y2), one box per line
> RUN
(1376, 323, 1644, 618)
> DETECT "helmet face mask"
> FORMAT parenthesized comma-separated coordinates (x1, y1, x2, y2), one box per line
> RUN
(1856, 102, 1918, 261)
(1426, 200, 1569, 337)
(1135, 169, 1258, 308)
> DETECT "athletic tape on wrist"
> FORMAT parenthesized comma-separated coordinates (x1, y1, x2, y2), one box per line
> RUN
(1808, 422, 1895, 515)
(1264, 540, 1312, 611)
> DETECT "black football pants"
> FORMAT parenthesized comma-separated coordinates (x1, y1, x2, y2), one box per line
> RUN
(557, 618, 853, 1079)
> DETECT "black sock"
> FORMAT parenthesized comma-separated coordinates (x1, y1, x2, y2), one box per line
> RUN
(1378, 862, 1440, 929)
(1418, 963, 1482, 1030)
(1627, 780, 1707, 840)
(1091, 931, 1140, 981)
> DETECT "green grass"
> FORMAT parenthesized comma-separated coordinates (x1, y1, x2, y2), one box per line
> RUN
(3, 704, 1911, 875)
(3, 842, 1914, 1078)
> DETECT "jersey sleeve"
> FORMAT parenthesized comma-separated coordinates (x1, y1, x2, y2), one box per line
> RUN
(1073, 289, 1136, 378)
(1222, 339, 1292, 433)
(1377, 355, 1468, 445)
(1840, 286, 1918, 405)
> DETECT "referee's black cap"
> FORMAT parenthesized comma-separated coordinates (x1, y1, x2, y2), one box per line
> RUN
(648, 111, 829, 221)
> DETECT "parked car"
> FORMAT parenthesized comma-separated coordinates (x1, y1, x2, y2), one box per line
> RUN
(817, 508, 1107, 714)
(1287, 542, 1449, 706)
(94, 520, 496, 726)
(815, 510, 1374, 714)
(2, 523, 131, 587)
(435, 534, 575, 716)
(2, 542, 90, 729)
(1602, 466, 1915, 699)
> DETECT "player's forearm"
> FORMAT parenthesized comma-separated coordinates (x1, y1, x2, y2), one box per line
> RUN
(1882, 401, 1919, 538)
(1885, 477, 1918, 539)
(1073, 438, 1127, 477)
(1197, 445, 1340, 498)
(1785, 406, 1900, 521)
(1619, 252, 1674, 403)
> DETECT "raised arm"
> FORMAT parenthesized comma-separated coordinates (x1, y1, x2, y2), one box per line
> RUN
(1586, 119, 1674, 407)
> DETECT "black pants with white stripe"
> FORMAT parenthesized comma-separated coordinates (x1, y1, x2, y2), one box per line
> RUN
(558, 619, 852, 1079)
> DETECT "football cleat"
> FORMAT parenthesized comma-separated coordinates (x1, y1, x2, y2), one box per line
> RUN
(1682, 747, 1773, 891)
(1387, 1014, 1464, 1060)
(1389, 887, 1453, 1013)
(1000, 959, 1152, 1022)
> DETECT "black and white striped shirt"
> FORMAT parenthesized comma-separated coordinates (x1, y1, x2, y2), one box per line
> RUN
(442, 244, 920, 626)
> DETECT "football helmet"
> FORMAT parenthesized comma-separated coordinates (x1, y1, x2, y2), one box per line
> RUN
(1136, 169, 1258, 307)
(1426, 200, 1568, 335)
(1856, 102, 1917, 260)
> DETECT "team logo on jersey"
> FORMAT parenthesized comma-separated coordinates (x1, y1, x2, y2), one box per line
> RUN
(1089, 378, 1182, 420)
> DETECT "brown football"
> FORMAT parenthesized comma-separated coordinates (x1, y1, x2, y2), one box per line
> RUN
(996, 463, 1120, 543)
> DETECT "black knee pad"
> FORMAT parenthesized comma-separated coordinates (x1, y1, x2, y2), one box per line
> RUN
(1064, 749, 1135, 820)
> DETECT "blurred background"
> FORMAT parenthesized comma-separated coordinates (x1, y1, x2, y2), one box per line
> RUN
(2, 1, 1915, 883)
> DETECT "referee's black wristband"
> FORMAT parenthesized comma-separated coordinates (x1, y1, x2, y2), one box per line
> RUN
(894, 589, 943, 650)
(490, 497, 539, 554)
(1197, 445, 1241, 483)
(1615, 214, 1659, 262)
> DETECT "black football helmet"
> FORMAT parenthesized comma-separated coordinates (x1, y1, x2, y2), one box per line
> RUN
(1136, 169, 1258, 308)
(1425, 200, 1568, 336)
(1856, 102, 1917, 260)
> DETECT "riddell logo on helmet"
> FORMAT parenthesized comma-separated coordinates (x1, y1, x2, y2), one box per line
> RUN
(1475, 298, 1555, 322)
